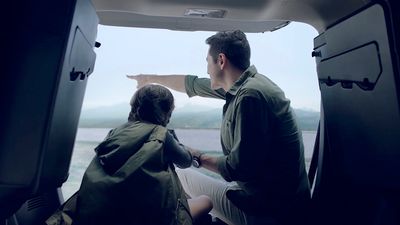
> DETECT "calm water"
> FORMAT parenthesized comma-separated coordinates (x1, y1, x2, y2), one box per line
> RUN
(62, 128, 316, 199)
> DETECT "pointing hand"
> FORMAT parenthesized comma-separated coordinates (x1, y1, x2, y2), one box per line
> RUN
(126, 74, 155, 89)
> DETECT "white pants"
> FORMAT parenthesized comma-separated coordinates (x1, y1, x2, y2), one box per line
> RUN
(176, 168, 278, 225)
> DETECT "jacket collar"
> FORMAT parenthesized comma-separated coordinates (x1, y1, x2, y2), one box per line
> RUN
(226, 65, 257, 96)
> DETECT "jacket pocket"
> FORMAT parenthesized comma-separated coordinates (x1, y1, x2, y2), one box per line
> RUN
(221, 119, 233, 150)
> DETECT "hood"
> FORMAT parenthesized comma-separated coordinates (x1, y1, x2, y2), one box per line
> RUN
(94, 121, 157, 174)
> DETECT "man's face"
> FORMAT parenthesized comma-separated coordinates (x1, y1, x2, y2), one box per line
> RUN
(206, 51, 222, 90)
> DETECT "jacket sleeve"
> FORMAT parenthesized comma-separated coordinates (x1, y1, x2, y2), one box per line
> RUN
(185, 75, 226, 99)
(164, 131, 193, 168)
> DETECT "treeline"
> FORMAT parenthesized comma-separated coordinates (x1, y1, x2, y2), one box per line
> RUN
(79, 104, 319, 131)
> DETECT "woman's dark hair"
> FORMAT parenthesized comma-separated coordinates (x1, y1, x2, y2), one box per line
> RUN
(128, 84, 174, 126)
(206, 30, 251, 71)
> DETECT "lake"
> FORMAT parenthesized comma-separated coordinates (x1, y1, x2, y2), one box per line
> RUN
(62, 128, 317, 199)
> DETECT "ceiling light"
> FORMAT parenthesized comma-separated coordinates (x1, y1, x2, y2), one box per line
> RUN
(184, 9, 226, 18)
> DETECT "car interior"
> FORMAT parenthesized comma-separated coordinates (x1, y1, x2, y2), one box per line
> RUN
(1, 0, 399, 224)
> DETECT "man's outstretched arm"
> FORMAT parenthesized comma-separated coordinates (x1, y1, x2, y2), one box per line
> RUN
(127, 74, 186, 93)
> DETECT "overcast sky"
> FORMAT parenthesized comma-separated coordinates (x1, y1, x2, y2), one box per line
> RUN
(83, 22, 320, 111)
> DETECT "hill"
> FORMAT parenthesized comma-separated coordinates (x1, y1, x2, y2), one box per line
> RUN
(78, 104, 319, 131)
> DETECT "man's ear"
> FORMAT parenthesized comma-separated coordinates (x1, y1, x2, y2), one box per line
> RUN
(218, 53, 227, 69)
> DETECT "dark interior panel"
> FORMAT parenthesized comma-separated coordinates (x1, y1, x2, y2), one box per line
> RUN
(0, 0, 98, 220)
(318, 42, 382, 90)
(313, 3, 400, 225)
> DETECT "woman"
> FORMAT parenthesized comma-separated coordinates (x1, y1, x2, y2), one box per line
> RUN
(75, 84, 212, 225)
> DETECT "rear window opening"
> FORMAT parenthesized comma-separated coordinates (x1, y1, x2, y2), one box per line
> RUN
(62, 22, 320, 199)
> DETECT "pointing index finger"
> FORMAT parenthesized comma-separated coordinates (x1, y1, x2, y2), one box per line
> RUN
(126, 74, 138, 79)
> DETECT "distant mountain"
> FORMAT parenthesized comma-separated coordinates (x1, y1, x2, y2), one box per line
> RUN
(78, 103, 130, 128)
(168, 108, 222, 129)
(78, 104, 319, 131)
(293, 109, 320, 131)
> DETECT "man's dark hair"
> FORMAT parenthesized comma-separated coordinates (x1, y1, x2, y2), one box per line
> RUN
(128, 84, 174, 126)
(206, 30, 251, 71)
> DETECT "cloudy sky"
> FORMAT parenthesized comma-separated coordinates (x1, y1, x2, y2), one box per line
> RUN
(83, 22, 320, 111)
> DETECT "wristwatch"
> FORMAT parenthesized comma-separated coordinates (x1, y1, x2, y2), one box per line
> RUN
(192, 153, 203, 168)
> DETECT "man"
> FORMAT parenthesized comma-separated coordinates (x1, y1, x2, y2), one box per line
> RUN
(127, 30, 310, 225)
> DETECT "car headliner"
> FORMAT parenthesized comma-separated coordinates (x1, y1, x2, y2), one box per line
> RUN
(91, 0, 372, 33)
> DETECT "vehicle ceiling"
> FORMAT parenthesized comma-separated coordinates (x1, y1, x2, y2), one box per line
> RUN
(91, 0, 372, 33)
